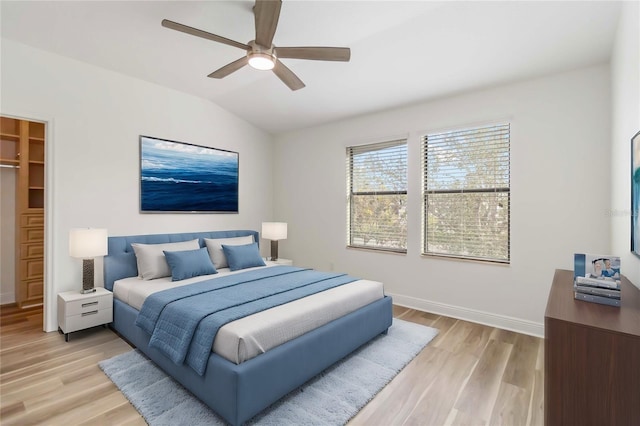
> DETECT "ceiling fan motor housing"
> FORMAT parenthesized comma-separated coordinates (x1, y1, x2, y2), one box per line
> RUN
(247, 41, 277, 70)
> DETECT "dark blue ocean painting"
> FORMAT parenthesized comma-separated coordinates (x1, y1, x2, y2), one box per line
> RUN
(140, 137, 238, 212)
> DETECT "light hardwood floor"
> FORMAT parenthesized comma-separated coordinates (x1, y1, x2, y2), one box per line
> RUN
(0, 304, 543, 425)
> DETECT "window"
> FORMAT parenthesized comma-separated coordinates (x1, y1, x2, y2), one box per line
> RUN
(422, 124, 510, 262)
(347, 139, 407, 252)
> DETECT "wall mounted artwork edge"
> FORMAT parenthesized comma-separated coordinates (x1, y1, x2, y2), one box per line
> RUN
(140, 135, 239, 213)
(632, 130, 640, 256)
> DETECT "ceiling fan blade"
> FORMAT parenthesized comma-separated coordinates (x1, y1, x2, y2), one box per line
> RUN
(254, 0, 282, 48)
(208, 57, 249, 79)
(272, 59, 305, 91)
(162, 19, 249, 51)
(275, 47, 351, 62)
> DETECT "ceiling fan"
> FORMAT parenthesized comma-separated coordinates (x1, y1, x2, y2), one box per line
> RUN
(162, 0, 351, 91)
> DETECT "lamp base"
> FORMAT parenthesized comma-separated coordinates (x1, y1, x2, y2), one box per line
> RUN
(81, 288, 97, 294)
(82, 258, 95, 294)
(270, 240, 279, 261)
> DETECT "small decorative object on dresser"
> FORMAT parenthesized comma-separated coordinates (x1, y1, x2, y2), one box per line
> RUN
(69, 228, 108, 293)
(261, 222, 287, 261)
(58, 287, 113, 342)
(573, 253, 621, 306)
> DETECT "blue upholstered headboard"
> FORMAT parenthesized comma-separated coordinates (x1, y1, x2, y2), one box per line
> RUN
(103, 230, 260, 291)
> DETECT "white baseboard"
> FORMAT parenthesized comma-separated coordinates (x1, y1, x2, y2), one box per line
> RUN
(0, 291, 16, 305)
(387, 292, 544, 338)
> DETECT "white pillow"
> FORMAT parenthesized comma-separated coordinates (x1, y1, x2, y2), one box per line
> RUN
(131, 239, 200, 280)
(204, 236, 254, 269)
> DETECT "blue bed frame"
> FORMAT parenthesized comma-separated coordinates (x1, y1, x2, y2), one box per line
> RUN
(104, 230, 393, 425)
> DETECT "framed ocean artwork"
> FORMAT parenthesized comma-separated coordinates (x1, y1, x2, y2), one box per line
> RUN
(139, 136, 239, 213)
(632, 131, 640, 256)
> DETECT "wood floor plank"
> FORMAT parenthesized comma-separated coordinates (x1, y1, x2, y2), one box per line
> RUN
(527, 369, 545, 426)
(43, 391, 132, 425)
(489, 382, 530, 425)
(1, 333, 115, 374)
(535, 334, 544, 371)
(460, 322, 494, 358)
(392, 305, 411, 318)
(454, 339, 513, 422)
(435, 319, 493, 358)
(434, 319, 477, 352)
(1, 322, 51, 338)
(402, 309, 441, 325)
(0, 400, 25, 419)
(402, 349, 479, 426)
(502, 333, 540, 389)
(1, 376, 64, 410)
(350, 345, 451, 425)
(528, 338, 545, 425)
(1, 329, 56, 352)
(490, 327, 520, 344)
(1, 339, 131, 391)
(1, 303, 543, 425)
(1, 331, 131, 384)
(2, 382, 116, 426)
(447, 408, 487, 426)
(425, 315, 458, 346)
(78, 402, 147, 426)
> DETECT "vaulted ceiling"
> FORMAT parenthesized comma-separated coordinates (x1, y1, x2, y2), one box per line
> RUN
(1, 1, 622, 133)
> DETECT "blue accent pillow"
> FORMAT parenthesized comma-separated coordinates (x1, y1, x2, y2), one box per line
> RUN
(221, 243, 266, 271)
(163, 247, 217, 281)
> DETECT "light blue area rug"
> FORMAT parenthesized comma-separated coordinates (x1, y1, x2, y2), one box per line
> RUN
(99, 319, 438, 425)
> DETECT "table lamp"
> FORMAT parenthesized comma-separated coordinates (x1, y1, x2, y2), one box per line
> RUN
(261, 222, 287, 261)
(69, 228, 108, 293)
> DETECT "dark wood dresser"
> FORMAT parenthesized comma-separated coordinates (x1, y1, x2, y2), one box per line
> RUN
(544, 269, 640, 425)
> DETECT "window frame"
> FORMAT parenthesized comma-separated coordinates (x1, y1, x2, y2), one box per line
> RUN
(421, 123, 511, 264)
(346, 139, 408, 254)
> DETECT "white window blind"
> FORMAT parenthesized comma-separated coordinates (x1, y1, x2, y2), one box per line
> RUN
(347, 139, 407, 252)
(422, 124, 510, 262)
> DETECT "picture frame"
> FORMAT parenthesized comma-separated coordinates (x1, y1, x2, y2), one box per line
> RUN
(139, 135, 239, 213)
(632, 130, 640, 256)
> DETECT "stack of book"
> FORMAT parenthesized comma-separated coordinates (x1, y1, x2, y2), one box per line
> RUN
(573, 253, 621, 307)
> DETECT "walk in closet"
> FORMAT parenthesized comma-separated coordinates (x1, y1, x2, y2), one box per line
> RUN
(0, 116, 45, 308)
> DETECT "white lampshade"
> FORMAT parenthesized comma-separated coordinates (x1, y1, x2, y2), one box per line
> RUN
(69, 228, 108, 258)
(262, 222, 287, 241)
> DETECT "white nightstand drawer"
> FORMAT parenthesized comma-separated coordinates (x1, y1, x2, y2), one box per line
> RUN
(63, 294, 111, 316)
(61, 308, 113, 334)
(58, 287, 113, 340)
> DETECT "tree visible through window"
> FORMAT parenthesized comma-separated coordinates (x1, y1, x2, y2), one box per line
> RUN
(422, 124, 510, 262)
(347, 140, 407, 252)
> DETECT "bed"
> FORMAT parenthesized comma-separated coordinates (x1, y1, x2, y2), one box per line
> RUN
(104, 230, 393, 425)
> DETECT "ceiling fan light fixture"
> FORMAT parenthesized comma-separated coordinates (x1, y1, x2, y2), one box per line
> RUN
(248, 52, 275, 70)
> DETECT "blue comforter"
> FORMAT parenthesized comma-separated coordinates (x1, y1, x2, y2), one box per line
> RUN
(135, 266, 357, 375)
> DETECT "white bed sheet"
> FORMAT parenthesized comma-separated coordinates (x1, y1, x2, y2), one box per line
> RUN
(113, 264, 384, 364)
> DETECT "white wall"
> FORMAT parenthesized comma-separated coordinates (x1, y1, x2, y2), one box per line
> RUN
(1, 39, 274, 331)
(610, 1, 640, 289)
(0, 168, 17, 304)
(274, 64, 612, 335)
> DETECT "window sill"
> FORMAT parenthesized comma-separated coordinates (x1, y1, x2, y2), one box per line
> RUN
(420, 252, 510, 265)
(347, 245, 407, 255)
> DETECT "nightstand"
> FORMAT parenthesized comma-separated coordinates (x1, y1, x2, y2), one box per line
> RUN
(57, 287, 113, 341)
(268, 258, 293, 266)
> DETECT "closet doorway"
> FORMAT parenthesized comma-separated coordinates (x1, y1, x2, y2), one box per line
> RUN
(1, 116, 46, 320)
